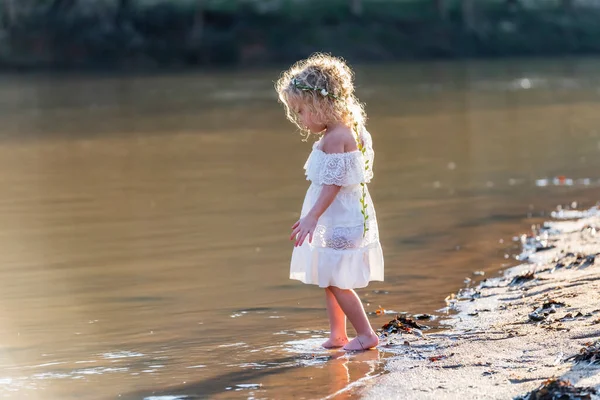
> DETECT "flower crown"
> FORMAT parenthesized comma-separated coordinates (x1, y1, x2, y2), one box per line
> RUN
(291, 78, 339, 100)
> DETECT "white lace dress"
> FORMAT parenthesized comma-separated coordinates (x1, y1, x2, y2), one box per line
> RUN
(290, 128, 384, 289)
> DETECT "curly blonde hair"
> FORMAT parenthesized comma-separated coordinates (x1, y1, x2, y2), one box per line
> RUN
(275, 53, 366, 138)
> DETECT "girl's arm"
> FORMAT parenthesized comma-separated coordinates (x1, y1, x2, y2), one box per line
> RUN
(307, 185, 341, 220)
(291, 128, 351, 247)
(291, 185, 341, 247)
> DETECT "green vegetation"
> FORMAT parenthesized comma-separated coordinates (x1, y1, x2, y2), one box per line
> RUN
(1, 0, 600, 69)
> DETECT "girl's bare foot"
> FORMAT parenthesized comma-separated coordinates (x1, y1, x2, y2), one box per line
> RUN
(322, 336, 349, 349)
(343, 331, 379, 351)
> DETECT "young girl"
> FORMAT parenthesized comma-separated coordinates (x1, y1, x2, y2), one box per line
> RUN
(275, 53, 384, 351)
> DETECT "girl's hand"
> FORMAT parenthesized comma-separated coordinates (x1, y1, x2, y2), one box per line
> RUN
(291, 214, 318, 247)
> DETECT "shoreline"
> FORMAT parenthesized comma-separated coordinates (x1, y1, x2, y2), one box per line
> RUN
(362, 206, 600, 399)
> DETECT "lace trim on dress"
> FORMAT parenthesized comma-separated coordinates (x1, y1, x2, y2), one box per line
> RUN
(311, 220, 380, 250)
(309, 240, 382, 254)
(312, 225, 364, 250)
(304, 149, 372, 186)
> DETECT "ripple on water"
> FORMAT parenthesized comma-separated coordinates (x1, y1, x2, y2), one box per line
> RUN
(30, 362, 67, 369)
(281, 338, 334, 366)
(237, 363, 268, 369)
(0, 376, 35, 392)
(235, 383, 262, 390)
(31, 372, 72, 380)
(101, 351, 144, 359)
(217, 342, 246, 348)
(75, 367, 128, 375)
(30, 366, 130, 381)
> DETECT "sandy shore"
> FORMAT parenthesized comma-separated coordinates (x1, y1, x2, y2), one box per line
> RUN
(363, 207, 600, 400)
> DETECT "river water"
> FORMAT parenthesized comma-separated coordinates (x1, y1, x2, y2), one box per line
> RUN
(2, 58, 600, 400)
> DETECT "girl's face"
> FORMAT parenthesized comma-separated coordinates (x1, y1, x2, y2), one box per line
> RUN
(295, 102, 326, 134)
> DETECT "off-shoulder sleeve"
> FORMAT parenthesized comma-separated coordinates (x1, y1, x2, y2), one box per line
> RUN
(305, 151, 371, 186)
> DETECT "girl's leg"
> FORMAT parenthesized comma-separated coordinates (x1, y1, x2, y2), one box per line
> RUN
(328, 286, 379, 351)
(322, 287, 349, 348)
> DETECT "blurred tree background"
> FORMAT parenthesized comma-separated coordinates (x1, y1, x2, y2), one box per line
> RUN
(2, 0, 600, 69)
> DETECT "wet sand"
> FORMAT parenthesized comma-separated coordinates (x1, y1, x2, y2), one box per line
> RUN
(363, 206, 600, 399)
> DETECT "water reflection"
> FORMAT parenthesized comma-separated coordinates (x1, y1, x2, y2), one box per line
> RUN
(126, 344, 383, 400)
(322, 350, 382, 400)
